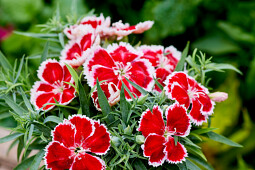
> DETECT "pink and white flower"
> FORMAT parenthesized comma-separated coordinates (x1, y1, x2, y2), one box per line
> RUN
(44, 115, 111, 170)
(164, 72, 215, 126)
(138, 45, 181, 92)
(60, 26, 99, 67)
(84, 42, 155, 100)
(91, 82, 120, 111)
(137, 104, 190, 166)
(30, 59, 76, 111)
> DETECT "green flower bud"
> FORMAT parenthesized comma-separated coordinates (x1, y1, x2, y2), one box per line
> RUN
(111, 136, 121, 147)
(124, 125, 132, 135)
(137, 94, 149, 105)
(136, 135, 145, 144)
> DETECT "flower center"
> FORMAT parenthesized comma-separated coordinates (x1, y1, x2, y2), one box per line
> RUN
(164, 128, 176, 139)
(52, 80, 65, 94)
(74, 146, 86, 154)
(74, 52, 81, 59)
(113, 62, 132, 78)
(158, 56, 173, 70)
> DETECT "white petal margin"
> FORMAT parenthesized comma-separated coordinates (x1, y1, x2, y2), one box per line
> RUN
(70, 154, 106, 170)
(164, 45, 182, 61)
(106, 42, 143, 58)
(63, 24, 95, 40)
(133, 21, 154, 34)
(37, 59, 61, 83)
(164, 140, 188, 164)
(137, 44, 164, 53)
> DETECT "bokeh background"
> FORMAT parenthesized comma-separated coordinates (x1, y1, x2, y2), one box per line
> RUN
(0, 0, 254, 169)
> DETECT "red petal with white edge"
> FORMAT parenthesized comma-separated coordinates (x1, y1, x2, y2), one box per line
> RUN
(45, 141, 74, 170)
(164, 46, 181, 67)
(33, 81, 54, 92)
(71, 153, 106, 170)
(62, 65, 73, 84)
(38, 59, 64, 84)
(68, 115, 95, 145)
(52, 123, 75, 148)
(60, 87, 76, 104)
(138, 45, 164, 67)
(155, 68, 171, 92)
(107, 42, 142, 65)
(197, 91, 215, 116)
(128, 59, 155, 91)
(165, 103, 191, 137)
(143, 134, 166, 167)
(84, 47, 115, 73)
(165, 137, 187, 164)
(189, 98, 208, 126)
(138, 106, 165, 138)
(83, 121, 111, 155)
(35, 92, 60, 110)
(81, 13, 110, 29)
(170, 83, 190, 108)
(89, 65, 118, 87)
(132, 21, 154, 34)
(164, 72, 189, 93)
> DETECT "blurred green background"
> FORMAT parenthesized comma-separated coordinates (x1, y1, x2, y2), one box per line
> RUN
(0, 0, 254, 169)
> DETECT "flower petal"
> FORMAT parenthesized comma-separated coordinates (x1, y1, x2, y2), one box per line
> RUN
(164, 46, 181, 67)
(138, 106, 165, 138)
(132, 21, 154, 34)
(32, 81, 54, 93)
(165, 103, 191, 137)
(68, 115, 95, 145)
(62, 65, 73, 84)
(164, 72, 189, 93)
(60, 87, 76, 105)
(189, 98, 208, 126)
(155, 68, 171, 92)
(83, 121, 111, 155)
(71, 153, 106, 170)
(165, 137, 187, 164)
(52, 123, 75, 148)
(197, 91, 215, 116)
(143, 134, 166, 167)
(138, 45, 164, 67)
(170, 83, 190, 108)
(45, 141, 74, 170)
(38, 59, 64, 84)
(34, 92, 60, 110)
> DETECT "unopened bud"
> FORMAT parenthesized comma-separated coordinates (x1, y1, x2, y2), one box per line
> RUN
(209, 92, 228, 102)
(111, 136, 121, 147)
(136, 135, 145, 144)
(124, 125, 132, 135)
(137, 94, 149, 105)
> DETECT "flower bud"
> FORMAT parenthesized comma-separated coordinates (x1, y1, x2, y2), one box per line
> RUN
(137, 94, 149, 105)
(124, 125, 132, 135)
(209, 92, 228, 102)
(136, 135, 145, 144)
(111, 136, 121, 147)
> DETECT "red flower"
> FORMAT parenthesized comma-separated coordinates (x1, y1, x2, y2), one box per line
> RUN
(164, 72, 215, 125)
(138, 104, 190, 166)
(30, 59, 76, 110)
(91, 82, 120, 111)
(84, 42, 155, 100)
(44, 115, 111, 170)
(61, 26, 99, 67)
(138, 45, 181, 92)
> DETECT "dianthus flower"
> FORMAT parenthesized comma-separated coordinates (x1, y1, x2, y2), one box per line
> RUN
(84, 42, 154, 100)
(138, 45, 181, 92)
(138, 104, 190, 166)
(164, 72, 215, 125)
(30, 59, 76, 110)
(44, 115, 111, 170)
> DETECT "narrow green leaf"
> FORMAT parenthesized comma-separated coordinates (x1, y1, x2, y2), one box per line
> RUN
(188, 155, 213, 170)
(206, 63, 242, 75)
(191, 127, 218, 135)
(122, 81, 136, 101)
(65, 64, 79, 88)
(14, 155, 36, 170)
(0, 51, 12, 72)
(41, 41, 49, 63)
(175, 42, 189, 71)
(4, 95, 27, 116)
(174, 136, 178, 146)
(20, 88, 33, 111)
(58, 33, 65, 48)
(30, 150, 45, 170)
(185, 145, 207, 162)
(125, 77, 148, 95)
(177, 162, 188, 170)
(181, 137, 201, 149)
(14, 55, 25, 83)
(32, 121, 51, 138)
(0, 133, 23, 143)
(78, 80, 90, 116)
(96, 79, 114, 123)
(120, 84, 129, 125)
(206, 131, 243, 147)
(186, 159, 201, 170)
(14, 31, 58, 38)
(153, 77, 164, 91)
(44, 115, 63, 124)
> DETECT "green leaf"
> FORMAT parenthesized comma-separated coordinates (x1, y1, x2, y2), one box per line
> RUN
(20, 88, 33, 111)
(122, 81, 136, 101)
(120, 84, 129, 125)
(133, 159, 147, 170)
(14, 31, 58, 38)
(78, 80, 90, 116)
(181, 137, 200, 149)
(153, 77, 164, 91)
(206, 131, 243, 147)
(125, 77, 148, 95)
(185, 145, 207, 162)
(4, 95, 27, 116)
(96, 79, 114, 123)
(0, 133, 23, 143)
(177, 162, 188, 170)
(44, 115, 62, 124)
(175, 42, 189, 71)
(40, 41, 49, 63)
(188, 155, 213, 170)
(186, 159, 201, 170)
(58, 32, 65, 48)
(30, 149, 45, 170)
(14, 155, 36, 170)
(191, 127, 218, 135)
(32, 121, 51, 138)
(65, 63, 79, 88)
(0, 50, 12, 72)
(205, 63, 242, 75)
(14, 55, 25, 83)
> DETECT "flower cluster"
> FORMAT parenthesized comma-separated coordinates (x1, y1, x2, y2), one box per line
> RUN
(27, 14, 226, 169)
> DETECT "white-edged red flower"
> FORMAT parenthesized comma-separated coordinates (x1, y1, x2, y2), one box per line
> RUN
(138, 45, 181, 92)
(30, 59, 76, 111)
(44, 115, 111, 170)
(164, 72, 215, 126)
(92, 82, 120, 111)
(84, 42, 155, 100)
(60, 26, 99, 67)
(137, 104, 190, 167)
